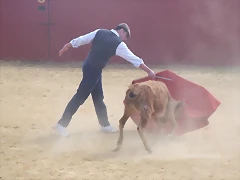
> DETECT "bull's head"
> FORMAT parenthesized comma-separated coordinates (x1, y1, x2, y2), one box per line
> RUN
(126, 83, 142, 99)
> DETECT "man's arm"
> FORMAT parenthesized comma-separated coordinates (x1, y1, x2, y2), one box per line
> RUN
(59, 29, 99, 56)
(116, 42, 156, 78)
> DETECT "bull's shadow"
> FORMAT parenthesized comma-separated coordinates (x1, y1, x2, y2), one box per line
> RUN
(24, 129, 179, 157)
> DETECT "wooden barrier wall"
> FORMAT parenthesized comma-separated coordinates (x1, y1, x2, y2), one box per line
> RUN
(0, 0, 239, 65)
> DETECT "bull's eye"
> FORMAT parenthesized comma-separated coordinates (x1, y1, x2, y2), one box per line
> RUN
(129, 92, 137, 98)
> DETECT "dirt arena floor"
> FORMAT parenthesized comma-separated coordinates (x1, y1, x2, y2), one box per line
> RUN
(0, 60, 240, 180)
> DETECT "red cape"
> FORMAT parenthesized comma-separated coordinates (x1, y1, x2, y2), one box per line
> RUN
(125, 70, 221, 135)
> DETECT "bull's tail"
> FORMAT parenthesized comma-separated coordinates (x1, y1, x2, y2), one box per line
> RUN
(175, 100, 186, 110)
(167, 90, 186, 110)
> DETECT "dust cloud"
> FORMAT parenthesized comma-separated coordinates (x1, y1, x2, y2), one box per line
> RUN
(0, 61, 239, 179)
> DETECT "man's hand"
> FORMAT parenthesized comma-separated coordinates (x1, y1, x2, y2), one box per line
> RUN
(148, 70, 156, 79)
(139, 64, 156, 79)
(59, 46, 68, 57)
(59, 43, 72, 57)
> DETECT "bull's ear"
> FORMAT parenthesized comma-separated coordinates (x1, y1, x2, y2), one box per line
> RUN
(131, 84, 142, 95)
(129, 92, 137, 99)
(126, 88, 137, 99)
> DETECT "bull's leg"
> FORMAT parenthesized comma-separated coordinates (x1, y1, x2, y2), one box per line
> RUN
(112, 112, 129, 152)
(165, 101, 179, 137)
(137, 113, 152, 154)
(154, 116, 166, 137)
(168, 116, 178, 138)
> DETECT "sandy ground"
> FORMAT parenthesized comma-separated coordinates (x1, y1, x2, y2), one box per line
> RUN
(0, 60, 240, 180)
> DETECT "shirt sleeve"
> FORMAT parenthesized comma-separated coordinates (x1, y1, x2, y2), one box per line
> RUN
(115, 42, 144, 68)
(70, 29, 100, 48)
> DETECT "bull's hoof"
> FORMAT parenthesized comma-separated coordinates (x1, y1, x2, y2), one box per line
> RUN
(147, 150, 152, 154)
(146, 148, 152, 154)
(167, 134, 174, 139)
(112, 147, 121, 152)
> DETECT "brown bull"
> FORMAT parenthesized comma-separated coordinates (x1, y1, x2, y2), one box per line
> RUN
(113, 80, 184, 153)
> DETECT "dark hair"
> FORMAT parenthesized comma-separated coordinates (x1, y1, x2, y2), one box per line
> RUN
(115, 23, 131, 38)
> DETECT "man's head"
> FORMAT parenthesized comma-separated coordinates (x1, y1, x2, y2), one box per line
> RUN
(115, 23, 131, 41)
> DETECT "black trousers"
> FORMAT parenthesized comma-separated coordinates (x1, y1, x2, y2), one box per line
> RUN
(58, 62, 110, 127)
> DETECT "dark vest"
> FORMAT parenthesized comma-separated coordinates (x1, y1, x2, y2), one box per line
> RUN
(83, 29, 122, 70)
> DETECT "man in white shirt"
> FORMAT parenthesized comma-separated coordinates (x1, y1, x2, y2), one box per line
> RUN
(53, 23, 156, 137)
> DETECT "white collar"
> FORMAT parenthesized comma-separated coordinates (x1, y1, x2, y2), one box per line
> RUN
(110, 29, 120, 37)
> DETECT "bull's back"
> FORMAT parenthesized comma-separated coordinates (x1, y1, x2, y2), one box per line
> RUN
(145, 81, 169, 97)
(147, 81, 170, 115)
(124, 80, 170, 115)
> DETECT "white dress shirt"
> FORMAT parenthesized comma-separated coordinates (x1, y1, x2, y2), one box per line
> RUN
(70, 29, 144, 68)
